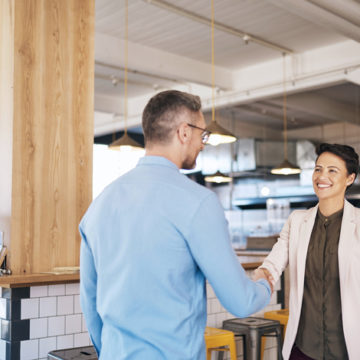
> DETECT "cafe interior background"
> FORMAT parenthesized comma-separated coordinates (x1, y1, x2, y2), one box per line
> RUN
(93, 0, 360, 250)
(1, 0, 360, 359)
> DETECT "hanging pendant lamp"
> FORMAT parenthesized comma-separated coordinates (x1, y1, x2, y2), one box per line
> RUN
(206, 0, 236, 147)
(271, 159, 300, 175)
(109, 131, 143, 152)
(271, 54, 300, 175)
(204, 170, 232, 183)
(109, 0, 143, 152)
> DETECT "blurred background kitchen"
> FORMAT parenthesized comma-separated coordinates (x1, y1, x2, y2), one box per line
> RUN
(91, 0, 360, 252)
(2, 0, 360, 359)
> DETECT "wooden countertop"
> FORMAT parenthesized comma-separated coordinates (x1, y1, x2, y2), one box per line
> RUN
(0, 252, 265, 288)
(0, 273, 80, 288)
(236, 251, 267, 270)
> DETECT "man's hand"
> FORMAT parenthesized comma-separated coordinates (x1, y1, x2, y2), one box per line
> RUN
(253, 268, 274, 293)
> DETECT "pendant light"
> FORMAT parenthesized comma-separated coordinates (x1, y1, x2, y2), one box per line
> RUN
(204, 171, 232, 183)
(206, 0, 236, 147)
(109, 0, 143, 152)
(271, 54, 301, 175)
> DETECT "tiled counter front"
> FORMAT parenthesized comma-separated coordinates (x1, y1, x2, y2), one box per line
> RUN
(0, 267, 282, 360)
(206, 269, 282, 360)
(0, 284, 90, 360)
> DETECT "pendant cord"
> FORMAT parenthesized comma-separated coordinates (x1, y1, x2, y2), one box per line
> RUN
(282, 53, 287, 159)
(211, 0, 215, 123)
(124, 0, 128, 135)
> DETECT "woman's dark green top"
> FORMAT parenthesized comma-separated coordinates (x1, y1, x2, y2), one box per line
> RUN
(295, 208, 348, 360)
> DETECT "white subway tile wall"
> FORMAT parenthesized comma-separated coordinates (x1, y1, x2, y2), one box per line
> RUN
(57, 296, 73, 316)
(20, 339, 38, 360)
(30, 286, 48, 299)
(30, 318, 48, 339)
(0, 339, 6, 360)
(74, 332, 91, 348)
(65, 314, 82, 334)
(48, 316, 65, 337)
(16, 267, 282, 360)
(74, 295, 81, 314)
(56, 334, 74, 350)
(19, 284, 91, 360)
(39, 297, 56, 318)
(39, 337, 56, 358)
(0, 298, 6, 319)
(21, 298, 39, 319)
(65, 284, 80, 296)
(48, 285, 65, 297)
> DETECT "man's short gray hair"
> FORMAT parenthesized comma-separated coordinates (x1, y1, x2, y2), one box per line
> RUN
(142, 90, 202, 145)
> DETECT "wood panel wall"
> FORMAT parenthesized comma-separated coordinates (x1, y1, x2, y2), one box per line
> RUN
(9, 0, 94, 274)
(0, 1, 14, 248)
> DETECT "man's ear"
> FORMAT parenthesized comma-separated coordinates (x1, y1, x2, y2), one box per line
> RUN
(177, 123, 191, 144)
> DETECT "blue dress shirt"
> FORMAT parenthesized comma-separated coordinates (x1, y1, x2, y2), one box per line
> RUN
(80, 156, 270, 360)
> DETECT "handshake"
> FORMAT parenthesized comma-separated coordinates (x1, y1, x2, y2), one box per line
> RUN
(253, 267, 275, 293)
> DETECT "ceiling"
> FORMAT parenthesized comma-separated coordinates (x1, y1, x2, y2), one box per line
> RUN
(94, 0, 360, 142)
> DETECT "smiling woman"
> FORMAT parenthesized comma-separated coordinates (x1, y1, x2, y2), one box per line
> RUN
(312, 144, 357, 215)
(255, 144, 360, 360)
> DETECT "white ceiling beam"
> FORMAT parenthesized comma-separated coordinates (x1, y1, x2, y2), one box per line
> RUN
(231, 41, 360, 92)
(94, 94, 122, 115)
(287, 122, 360, 143)
(95, 32, 233, 90)
(346, 68, 360, 86)
(268, 0, 360, 42)
(266, 93, 358, 124)
(210, 40, 360, 110)
(238, 104, 283, 125)
(94, 112, 142, 137)
(94, 40, 360, 135)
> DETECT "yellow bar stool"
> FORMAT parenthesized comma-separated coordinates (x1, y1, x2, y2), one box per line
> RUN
(261, 309, 289, 358)
(204, 326, 237, 360)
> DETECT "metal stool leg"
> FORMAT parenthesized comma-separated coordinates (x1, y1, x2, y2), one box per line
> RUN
(276, 327, 283, 360)
(256, 332, 262, 360)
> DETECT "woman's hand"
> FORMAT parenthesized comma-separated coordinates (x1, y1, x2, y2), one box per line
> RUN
(253, 268, 274, 293)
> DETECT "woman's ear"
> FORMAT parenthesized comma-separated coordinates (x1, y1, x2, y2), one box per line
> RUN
(347, 173, 356, 186)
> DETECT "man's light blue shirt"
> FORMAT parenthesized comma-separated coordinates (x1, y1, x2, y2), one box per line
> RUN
(80, 156, 270, 359)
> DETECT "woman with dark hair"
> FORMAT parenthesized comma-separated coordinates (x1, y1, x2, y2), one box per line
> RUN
(255, 143, 360, 360)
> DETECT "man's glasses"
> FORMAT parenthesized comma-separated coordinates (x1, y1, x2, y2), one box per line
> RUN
(187, 123, 211, 144)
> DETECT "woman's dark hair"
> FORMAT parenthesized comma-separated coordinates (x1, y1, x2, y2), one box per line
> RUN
(316, 143, 359, 182)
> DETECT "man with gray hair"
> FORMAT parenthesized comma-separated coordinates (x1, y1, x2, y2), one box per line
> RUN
(80, 90, 271, 359)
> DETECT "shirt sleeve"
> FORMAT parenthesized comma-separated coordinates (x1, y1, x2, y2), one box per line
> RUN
(186, 193, 271, 317)
(79, 224, 103, 355)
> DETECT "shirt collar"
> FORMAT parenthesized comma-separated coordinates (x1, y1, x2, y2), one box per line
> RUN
(137, 155, 179, 171)
(317, 208, 343, 224)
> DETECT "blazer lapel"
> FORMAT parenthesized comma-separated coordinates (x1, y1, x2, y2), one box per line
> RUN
(338, 200, 357, 285)
(296, 205, 318, 300)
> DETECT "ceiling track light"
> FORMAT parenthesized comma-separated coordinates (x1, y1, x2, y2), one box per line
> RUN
(143, 0, 292, 54)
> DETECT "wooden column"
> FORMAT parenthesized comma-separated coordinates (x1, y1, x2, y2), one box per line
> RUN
(0, 1, 14, 248)
(6, 0, 94, 274)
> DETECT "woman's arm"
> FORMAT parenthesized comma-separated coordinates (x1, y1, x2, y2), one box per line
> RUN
(255, 212, 294, 285)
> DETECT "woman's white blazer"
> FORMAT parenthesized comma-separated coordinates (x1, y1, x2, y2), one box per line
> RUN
(261, 199, 360, 360)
